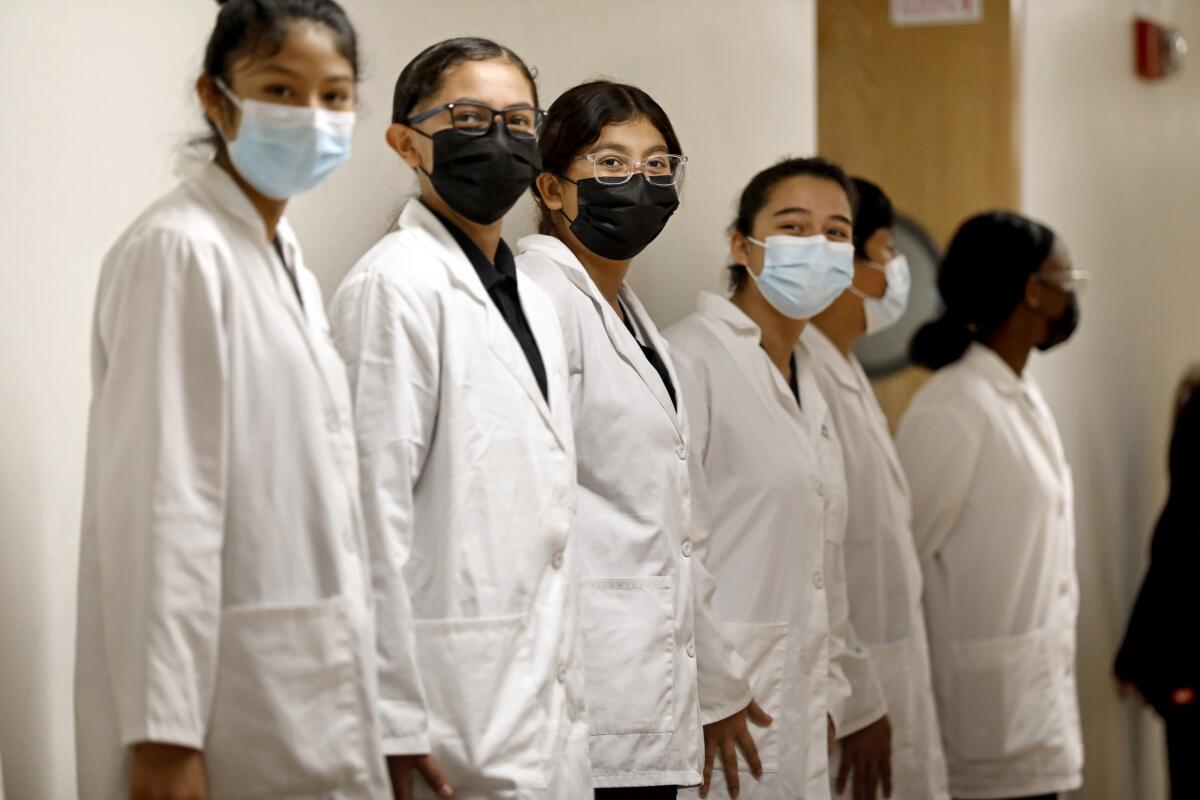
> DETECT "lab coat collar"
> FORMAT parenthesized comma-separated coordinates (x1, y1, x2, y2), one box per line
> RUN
(187, 158, 276, 238)
(964, 342, 1028, 397)
(696, 291, 762, 337)
(399, 199, 491, 306)
(518, 234, 684, 436)
(801, 324, 861, 393)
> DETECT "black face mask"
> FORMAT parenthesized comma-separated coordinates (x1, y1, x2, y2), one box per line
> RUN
(417, 124, 541, 225)
(1037, 290, 1080, 351)
(562, 175, 680, 261)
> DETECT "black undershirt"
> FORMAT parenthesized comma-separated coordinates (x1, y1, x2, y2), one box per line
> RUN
(273, 236, 304, 312)
(619, 302, 677, 410)
(762, 345, 801, 408)
(427, 206, 548, 402)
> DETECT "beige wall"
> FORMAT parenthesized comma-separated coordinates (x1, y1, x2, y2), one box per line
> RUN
(0, 1, 815, 796)
(1021, 1, 1199, 797)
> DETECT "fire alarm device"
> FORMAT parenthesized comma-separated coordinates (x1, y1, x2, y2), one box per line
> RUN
(1135, 16, 1188, 80)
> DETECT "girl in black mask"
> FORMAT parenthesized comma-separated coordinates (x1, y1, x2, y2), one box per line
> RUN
(330, 38, 592, 800)
(518, 81, 769, 800)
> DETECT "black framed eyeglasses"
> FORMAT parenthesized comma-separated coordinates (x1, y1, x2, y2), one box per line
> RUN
(405, 102, 546, 140)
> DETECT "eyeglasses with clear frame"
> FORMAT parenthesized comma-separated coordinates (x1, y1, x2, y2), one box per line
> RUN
(405, 102, 546, 140)
(1036, 269, 1091, 293)
(573, 152, 688, 186)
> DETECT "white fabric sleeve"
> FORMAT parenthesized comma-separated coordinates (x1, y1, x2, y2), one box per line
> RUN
(894, 408, 979, 562)
(825, 528, 887, 735)
(91, 230, 227, 748)
(676, 354, 753, 724)
(330, 269, 436, 756)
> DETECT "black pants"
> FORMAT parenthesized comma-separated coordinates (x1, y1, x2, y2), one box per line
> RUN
(1167, 713, 1199, 800)
(595, 788, 678, 799)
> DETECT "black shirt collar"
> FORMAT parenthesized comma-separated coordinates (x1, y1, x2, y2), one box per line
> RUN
(424, 202, 516, 290)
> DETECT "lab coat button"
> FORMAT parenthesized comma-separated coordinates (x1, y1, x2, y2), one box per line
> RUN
(551, 550, 565, 570)
(557, 665, 568, 684)
(812, 571, 824, 590)
(676, 444, 688, 460)
(815, 482, 826, 499)
(681, 539, 692, 558)
(686, 640, 696, 658)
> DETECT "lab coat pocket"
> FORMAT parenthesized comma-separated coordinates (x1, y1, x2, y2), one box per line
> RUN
(949, 627, 1061, 762)
(869, 638, 916, 759)
(718, 622, 790, 773)
(415, 613, 547, 792)
(206, 597, 369, 799)
(580, 576, 676, 735)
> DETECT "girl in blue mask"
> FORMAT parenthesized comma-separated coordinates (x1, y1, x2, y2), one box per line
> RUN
(74, 2, 389, 799)
(665, 158, 879, 800)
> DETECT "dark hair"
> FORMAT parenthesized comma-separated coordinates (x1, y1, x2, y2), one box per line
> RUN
(532, 80, 683, 235)
(910, 211, 1057, 370)
(202, 0, 358, 147)
(392, 37, 538, 124)
(851, 177, 894, 260)
(727, 156, 857, 293)
(1170, 365, 1200, 484)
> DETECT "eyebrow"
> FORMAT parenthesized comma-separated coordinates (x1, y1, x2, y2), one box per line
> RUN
(771, 207, 813, 218)
(592, 141, 632, 154)
(245, 64, 354, 83)
(830, 214, 854, 226)
(451, 97, 535, 110)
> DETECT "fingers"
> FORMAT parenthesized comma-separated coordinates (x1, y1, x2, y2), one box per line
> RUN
(835, 743, 852, 794)
(735, 725, 763, 778)
(747, 700, 774, 726)
(857, 758, 874, 800)
(881, 754, 893, 798)
(701, 737, 716, 798)
(415, 756, 454, 797)
(389, 760, 412, 800)
(720, 738, 741, 798)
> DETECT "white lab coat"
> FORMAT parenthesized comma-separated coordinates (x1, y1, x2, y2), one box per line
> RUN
(803, 325, 950, 800)
(75, 161, 390, 799)
(328, 201, 591, 799)
(895, 343, 1083, 799)
(517, 236, 751, 788)
(665, 293, 859, 800)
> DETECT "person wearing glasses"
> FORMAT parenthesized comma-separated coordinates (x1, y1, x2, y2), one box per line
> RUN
(896, 212, 1087, 800)
(517, 81, 767, 800)
(329, 38, 591, 800)
(665, 157, 872, 800)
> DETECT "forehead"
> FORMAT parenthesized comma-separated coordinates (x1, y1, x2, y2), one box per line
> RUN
(759, 174, 852, 219)
(431, 58, 535, 108)
(590, 117, 669, 154)
(233, 20, 353, 78)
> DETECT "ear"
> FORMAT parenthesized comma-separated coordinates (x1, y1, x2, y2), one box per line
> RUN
(196, 74, 235, 140)
(387, 123, 424, 169)
(730, 231, 753, 268)
(535, 172, 565, 212)
(1024, 273, 1042, 309)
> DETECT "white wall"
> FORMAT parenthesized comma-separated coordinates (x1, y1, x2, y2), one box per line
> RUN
(1021, 1, 1200, 797)
(0, 1, 815, 796)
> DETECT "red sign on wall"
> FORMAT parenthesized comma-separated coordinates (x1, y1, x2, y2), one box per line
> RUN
(891, 0, 983, 26)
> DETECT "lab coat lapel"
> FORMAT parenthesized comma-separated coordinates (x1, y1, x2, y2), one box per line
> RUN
(554, 257, 682, 436)
(403, 201, 561, 444)
(620, 286, 685, 436)
(191, 163, 341, 403)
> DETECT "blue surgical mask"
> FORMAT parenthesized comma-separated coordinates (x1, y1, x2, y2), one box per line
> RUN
(217, 80, 355, 199)
(744, 234, 855, 319)
(850, 254, 911, 335)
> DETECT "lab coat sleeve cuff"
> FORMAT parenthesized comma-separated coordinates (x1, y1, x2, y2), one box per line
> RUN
(120, 723, 207, 752)
(382, 734, 432, 757)
(834, 702, 889, 738)
(699, 685, 755, 727)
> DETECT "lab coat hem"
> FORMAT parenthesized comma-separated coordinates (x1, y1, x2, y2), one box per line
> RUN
(381, 734, 432, 756)
(593, 770, 700, 789)
(947, 773, 1083, 799)
(698, 688, 754, 726)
